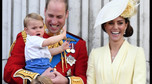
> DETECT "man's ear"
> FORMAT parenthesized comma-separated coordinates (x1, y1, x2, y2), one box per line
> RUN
(44, 9, 46, 17)
(65, 10, 69, 19)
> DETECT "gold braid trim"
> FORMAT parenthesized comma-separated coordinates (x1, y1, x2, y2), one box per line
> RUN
(48, 39, 63, 49)
(61, 52, 64, 73)
(68, 76, 84, 84)
(13, 69, 39, 82)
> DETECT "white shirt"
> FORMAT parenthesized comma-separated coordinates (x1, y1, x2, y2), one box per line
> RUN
(25, 35, 51, 61)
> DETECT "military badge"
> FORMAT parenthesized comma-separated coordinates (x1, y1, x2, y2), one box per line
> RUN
(66, 49, 71, 53)
(67, 55, 76, 66)
(70, 49, 75, 53)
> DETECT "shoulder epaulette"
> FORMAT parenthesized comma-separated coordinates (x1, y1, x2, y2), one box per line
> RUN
(21, 30, 27, 43)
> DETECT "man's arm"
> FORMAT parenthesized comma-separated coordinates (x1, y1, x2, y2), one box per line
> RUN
(4, 31, 57, 84)
(4, 32, 27, 83)
(4, 32, 39, 83)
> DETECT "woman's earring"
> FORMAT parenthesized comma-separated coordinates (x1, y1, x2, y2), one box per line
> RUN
(124, 28, 127, 35)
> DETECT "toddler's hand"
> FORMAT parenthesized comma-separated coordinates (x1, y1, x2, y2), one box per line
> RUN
(61, 41, 71, 51)
(60, 25, 66, 39)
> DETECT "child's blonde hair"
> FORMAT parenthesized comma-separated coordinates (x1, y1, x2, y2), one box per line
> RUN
(24, 13, 44, 27)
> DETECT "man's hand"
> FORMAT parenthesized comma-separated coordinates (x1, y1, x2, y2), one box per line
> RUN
(41, 67, 55, 79)
(51, 70, 68, 84)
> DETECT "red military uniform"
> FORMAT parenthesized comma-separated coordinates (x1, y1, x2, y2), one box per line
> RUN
(4, 30, 88, 84)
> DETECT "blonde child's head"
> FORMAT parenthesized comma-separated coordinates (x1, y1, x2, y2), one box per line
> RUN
(24, 13, 45, 37)
(31, 76, 53, 84)
(24, 13, 44, 27)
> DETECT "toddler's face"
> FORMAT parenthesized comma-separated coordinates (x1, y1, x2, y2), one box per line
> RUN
(25, 19, 44, 37)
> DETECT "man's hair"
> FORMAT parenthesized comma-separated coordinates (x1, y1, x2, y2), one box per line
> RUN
(24, 13, 44, 27)
(45, 0, 68, 12)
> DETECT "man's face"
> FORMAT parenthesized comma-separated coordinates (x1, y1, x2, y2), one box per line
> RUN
(44, 1, 68, 34)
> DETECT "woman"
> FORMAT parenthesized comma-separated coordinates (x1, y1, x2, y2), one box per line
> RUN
(87, 0, 146, 84)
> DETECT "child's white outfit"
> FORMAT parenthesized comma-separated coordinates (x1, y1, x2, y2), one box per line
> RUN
(25, 35, 52, 74)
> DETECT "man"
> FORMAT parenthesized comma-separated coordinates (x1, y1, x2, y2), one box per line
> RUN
(4, 0, 88, 84)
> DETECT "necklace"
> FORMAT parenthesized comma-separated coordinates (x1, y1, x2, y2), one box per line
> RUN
(111, 52, 118, 61)
(111, 56, 115, 60)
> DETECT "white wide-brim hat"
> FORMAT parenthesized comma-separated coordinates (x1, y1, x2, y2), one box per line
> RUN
(94, 0, 129, 28)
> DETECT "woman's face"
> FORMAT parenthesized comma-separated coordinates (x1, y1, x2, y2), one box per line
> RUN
(104, 16, 128, 42)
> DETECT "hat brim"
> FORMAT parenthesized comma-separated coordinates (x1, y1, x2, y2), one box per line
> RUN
(94, 0, 129, 28)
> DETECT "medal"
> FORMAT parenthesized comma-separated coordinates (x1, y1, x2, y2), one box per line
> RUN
(70, 43, 75, 53)
(67, 55, 76, 66)
(66, 49, 71, 53)
(70, 49, 75, 53)
(66, 43, 75, 53)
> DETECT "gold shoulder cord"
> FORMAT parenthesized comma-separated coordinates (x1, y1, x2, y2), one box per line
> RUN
(21, 30, 27, 43)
